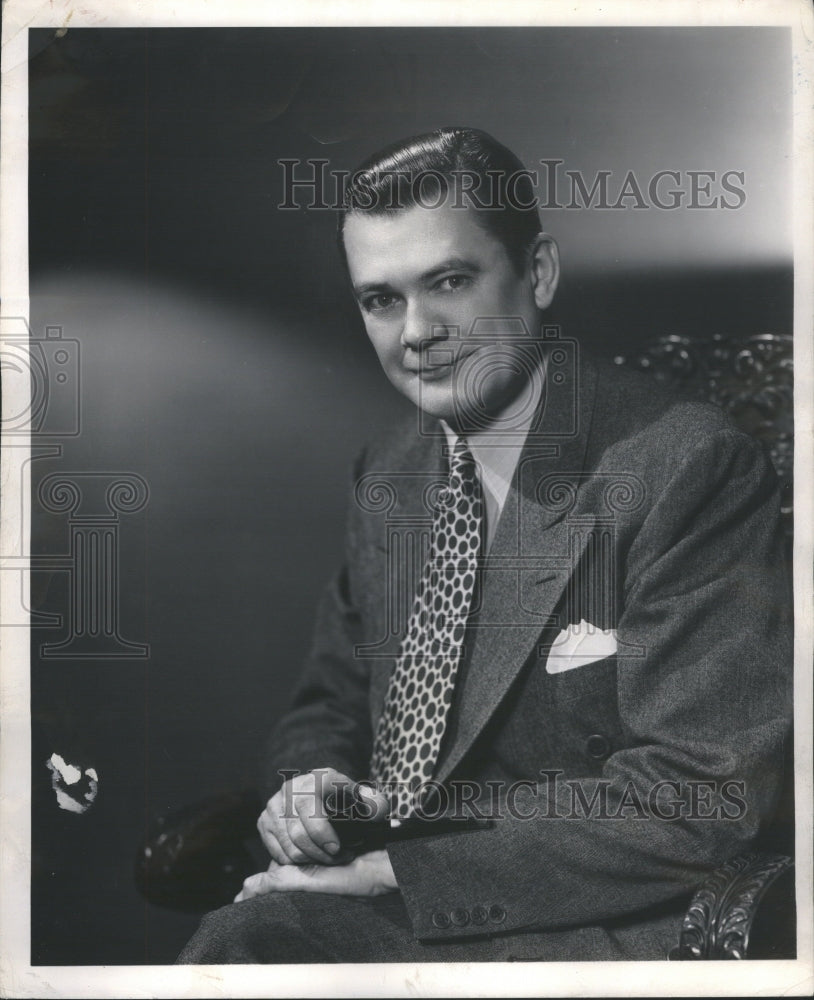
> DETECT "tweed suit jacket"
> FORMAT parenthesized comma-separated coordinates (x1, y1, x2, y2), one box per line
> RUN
(266, 345, 792, 945)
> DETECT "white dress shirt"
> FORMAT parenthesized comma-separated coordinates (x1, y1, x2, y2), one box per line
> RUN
(440, 367, 545, 554)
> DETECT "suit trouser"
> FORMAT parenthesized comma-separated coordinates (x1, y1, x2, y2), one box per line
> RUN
(176, 891, 684, 964)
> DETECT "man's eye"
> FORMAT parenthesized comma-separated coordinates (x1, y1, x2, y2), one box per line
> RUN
(436, 275, 471, 292)
(363, 294, 399, 313)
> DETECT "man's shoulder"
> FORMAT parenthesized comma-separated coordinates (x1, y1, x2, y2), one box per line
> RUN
(588, 353, 734, 446)
(355, 408, 441, 473)
(585, 353, 772, 499)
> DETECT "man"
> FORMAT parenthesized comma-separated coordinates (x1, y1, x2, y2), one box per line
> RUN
(179, 127, 792, 962)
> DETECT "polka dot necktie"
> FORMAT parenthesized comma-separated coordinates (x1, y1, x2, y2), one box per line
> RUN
(370, 437, 484, 821)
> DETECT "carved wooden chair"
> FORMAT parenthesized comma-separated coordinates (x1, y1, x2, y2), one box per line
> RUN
(136, 332, 795, 960)
(612, 332, 793, 545)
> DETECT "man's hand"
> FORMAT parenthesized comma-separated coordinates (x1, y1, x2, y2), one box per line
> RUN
(234, 849, 398, 902)
(257, 767, 389, 866)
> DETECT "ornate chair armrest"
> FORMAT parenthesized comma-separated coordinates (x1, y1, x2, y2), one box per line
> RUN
(670, 852, 795, 960)
(135, 788, 264, 912)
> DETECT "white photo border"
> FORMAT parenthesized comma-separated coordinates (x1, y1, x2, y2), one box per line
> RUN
(1, 1, 812, 996)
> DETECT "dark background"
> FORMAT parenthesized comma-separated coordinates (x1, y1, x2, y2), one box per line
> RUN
(27, 27, 792, 964)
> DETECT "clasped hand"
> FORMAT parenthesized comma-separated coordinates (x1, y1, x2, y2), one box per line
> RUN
(235, 768, 398, 902)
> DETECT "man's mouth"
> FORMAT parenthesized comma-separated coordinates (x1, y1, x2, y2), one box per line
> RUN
(405, 348, 470, 380)
(413, 360, 454, 380)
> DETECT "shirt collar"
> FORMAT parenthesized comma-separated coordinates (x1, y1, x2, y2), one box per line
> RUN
(440, 362, 546, 514)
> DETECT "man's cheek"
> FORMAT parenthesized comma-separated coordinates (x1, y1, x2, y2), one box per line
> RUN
(367, 337, 395, 370)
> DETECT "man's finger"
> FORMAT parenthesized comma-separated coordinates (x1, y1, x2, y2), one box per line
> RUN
(257, 809, 293, 866)
(273, 817, 312, 864)
(292, 795, 342, 861)
(262, 805, 307, 864)
(236, 863, 318, 901)
(241, 863, 326, 899)
(285, 816, 336, 864)
(261, 830, 290, 867)
(235, 870, 278, 902)
(258, 796, 284, 839)
(235, 852, 396, 901)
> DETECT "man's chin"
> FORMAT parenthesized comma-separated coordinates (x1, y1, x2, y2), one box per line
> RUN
(389, 372, 517, 431)
(404, 386, 462, 427)
(409, 396, 487, 435)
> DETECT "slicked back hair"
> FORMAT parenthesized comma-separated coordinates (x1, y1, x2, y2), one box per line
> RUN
(337, 127, 542, 275)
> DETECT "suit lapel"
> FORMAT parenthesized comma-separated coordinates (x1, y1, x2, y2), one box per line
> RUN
(434, 349, 599, 784)
(366, 427, 446, 724)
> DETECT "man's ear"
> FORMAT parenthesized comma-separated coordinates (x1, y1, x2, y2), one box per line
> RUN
(529, 233, 560, 309)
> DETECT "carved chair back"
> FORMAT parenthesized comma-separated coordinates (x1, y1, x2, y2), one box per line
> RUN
(613, 332, 793, 539)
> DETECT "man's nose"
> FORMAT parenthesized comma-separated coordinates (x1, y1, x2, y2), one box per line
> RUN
(400, 300, 449, 352)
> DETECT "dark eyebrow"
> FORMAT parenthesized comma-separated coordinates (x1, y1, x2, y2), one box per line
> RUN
(353, 279, 396, 298)
(353, 258, 481, 299)
(421, 257, 482, 284)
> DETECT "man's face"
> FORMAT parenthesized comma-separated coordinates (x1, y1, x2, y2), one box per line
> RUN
(343, 202, 558, 431)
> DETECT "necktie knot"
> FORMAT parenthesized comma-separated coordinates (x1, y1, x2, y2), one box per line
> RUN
(445, 438, 480, 505)
(450, 436, 476, 474)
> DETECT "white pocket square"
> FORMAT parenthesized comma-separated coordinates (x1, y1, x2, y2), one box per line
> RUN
(545, 620, 618, 674)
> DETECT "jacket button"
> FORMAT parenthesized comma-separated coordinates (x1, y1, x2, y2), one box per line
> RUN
(450, 907, 470, 927)
(586, 733, 610, 759)
(488, 904, 507, 923)
(431, 911, 451, 929)
(471, 904, 489, 925)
